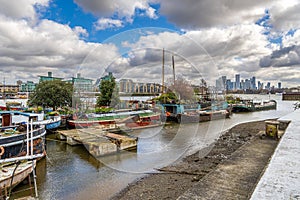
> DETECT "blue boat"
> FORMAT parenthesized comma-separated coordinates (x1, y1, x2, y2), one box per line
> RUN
(33, 115, 62, 131)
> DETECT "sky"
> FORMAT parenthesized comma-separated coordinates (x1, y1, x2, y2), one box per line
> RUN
(0, 0, 300, 88)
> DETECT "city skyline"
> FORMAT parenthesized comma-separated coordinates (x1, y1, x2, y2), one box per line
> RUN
(0, 1, 300, 87)
(216, 74, 284, 91)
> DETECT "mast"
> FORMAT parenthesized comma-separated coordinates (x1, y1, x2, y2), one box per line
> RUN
(162, 49, 165, 94)
(172, 55, 175, 85)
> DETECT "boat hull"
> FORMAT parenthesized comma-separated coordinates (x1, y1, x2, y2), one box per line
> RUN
(0, 127, 46, 160)
(173, 110, 230, 123)
(0, 161, 35, 198)
(67, 111, 162, 130)
(232, 100, 276, 113)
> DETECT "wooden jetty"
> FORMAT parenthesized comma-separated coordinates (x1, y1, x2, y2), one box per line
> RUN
(56, 128, 138, 157)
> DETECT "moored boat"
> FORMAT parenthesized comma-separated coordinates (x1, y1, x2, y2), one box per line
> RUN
(0, 112, 46, 160)
(160, 102, 230, 123)
(231, 99, 276, 113)
(67, 109, 162, 130)
(0, 111, 61, 131)
(0, 161, 36, 198)
(33, 115, 61, 131)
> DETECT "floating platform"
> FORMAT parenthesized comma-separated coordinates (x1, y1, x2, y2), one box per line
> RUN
(56, 128, 138, 157)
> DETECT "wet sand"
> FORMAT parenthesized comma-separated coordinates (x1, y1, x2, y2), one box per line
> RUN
(112, 120, 279, 200)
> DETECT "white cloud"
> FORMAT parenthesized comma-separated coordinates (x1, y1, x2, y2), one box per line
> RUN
(74, 0, 157, 25)
(0, 15, 120, 84)
(269, 0, 300, 31)
(73, 26, 89, 38)
(0, 0, 49, 21)
(94, 18, 124, 30)
(106, 24, 288, 85)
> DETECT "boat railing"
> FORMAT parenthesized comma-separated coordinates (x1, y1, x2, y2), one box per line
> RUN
(0, 119, 45, 163)
(0, 119, 42, 198)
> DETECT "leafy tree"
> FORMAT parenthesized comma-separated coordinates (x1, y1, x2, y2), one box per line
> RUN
(96, 76, 120, 107)
(29, 80, 73, 110)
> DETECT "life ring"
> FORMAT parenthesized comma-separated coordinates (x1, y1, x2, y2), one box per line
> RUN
(0, 146, 4, 156)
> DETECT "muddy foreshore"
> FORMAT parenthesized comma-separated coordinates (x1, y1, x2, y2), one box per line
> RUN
(111, 120, 279, 200)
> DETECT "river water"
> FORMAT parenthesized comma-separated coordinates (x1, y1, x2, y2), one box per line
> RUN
(12, 94, 297, 200)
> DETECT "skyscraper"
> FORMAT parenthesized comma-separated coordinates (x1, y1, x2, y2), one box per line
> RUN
(251, 76, 256, 89)
(235, 74, 240, 90)
(221, 76, 227, 90)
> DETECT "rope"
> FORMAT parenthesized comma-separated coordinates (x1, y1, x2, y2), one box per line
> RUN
(8, 161, 21, 199)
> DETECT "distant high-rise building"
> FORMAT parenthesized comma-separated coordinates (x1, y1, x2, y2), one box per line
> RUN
(241, 80, 245, 90)
(278, 82, 282, 89)
(216, 77, 223, 90)
(258, 81, 262, 90)
(266, 82, 271, 90)
(226, 79, 233, 90)
(251, 76, 256, 89)
(221, 76, 227, 90)
(245, 79, 251, 89)
(235, 74, 240, 90)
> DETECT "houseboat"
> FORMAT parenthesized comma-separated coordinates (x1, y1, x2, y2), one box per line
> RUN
(0, 112, 46, 160)
(160, 102, 230, 123)
(231, 99, 276, 113)
(67, 109, 162, 130)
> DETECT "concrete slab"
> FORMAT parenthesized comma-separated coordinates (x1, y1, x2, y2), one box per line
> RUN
(178, 131, 278, 200)
(250, 110, 300, 200)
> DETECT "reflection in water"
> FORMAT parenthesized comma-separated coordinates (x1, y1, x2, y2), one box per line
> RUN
(12, 95, 296, 200)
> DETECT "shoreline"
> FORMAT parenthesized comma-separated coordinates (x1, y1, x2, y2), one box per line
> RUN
(111, 119, 279, 200)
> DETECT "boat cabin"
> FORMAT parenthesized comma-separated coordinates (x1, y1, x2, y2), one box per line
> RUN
(160, 104, 201, 115)
(0, 111, 43, 127)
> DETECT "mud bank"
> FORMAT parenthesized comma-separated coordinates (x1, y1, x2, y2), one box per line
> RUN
(112, 120, 279, 200)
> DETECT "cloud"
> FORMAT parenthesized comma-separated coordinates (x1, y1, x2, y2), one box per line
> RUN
(157, 0, 300, 33)
(269, 0, 300, 31)
(0, 0, 49, 21)
(158, 0, 270, 29)
(94, 18, 124, 30)
(73, 26, 89, 38)
(0, 15, 120, 83)
(260, 45, 300, 68)
(74, 0, 158, 24)
(260, 29, 300, 68)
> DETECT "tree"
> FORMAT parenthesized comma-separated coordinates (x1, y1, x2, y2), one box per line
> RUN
(96, 76, 120, 107)
(167, 77, 196, 102)
(29, 80, 73, 110)
(154, 92, 178, 104)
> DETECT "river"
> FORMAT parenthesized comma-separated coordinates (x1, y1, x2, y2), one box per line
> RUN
(11, 94, 296, 200)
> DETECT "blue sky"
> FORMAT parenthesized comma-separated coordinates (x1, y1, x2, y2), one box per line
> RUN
(42, 0, 180, 43)
(0, 0, 300, 87)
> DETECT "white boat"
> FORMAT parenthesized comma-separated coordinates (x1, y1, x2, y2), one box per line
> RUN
(0, 111, 61, 131)
(0, 161, 36, 197)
